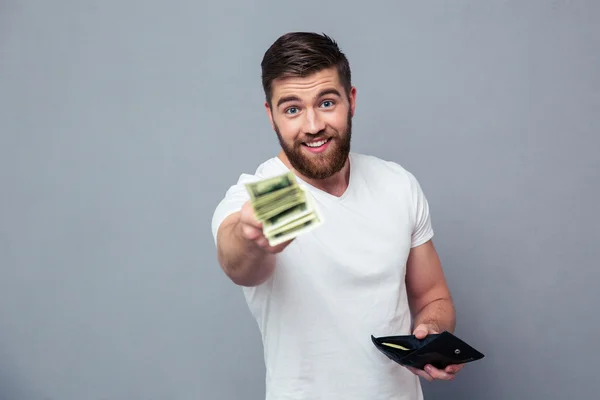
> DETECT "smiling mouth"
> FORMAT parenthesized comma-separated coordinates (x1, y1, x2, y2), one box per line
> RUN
(302, 138, 331, 148)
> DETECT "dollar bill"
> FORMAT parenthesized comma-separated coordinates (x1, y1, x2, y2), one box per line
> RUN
(262, 202, 311, 232)
(244, 172, 323, 246)
(245, 171, 297, 201)
(255, 196, 306, 223)
(265, 187, 323, 246)
(266, 214, 321, 246)
(253, 192, 304, 215)
(265, 211, 317, 237)
(251, 185, 299, 208)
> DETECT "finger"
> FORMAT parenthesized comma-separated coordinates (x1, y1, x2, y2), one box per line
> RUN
(424, 364, 455, 381)
(444, 364, 464, 374)
(240, 204, 263, 228)
(255, 236, 270, 248)
(412, 324, 429, 339)
(241, 216, 262, 229)
(266, 239, 294, 253)
(242, 224, 262, 241)
(407, 366, 433, 382)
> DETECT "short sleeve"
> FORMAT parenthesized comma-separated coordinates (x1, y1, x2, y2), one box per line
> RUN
(407, 171, 434, 248)
(210, 173, 260, 246)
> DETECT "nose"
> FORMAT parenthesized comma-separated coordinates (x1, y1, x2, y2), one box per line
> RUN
(303, 108, 326, 135)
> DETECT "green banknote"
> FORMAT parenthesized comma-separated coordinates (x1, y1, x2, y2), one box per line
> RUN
(262, 202, 310, 232)
(266, 214, 322, 246)
(255, 196, 306, 222)
(244, 172, 324, 246)
(264, 188, 323, 246)
(245, 171, 297, 201)
(251, 185, 299, 208)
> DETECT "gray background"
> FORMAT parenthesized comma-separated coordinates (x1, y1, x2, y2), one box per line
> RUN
(1, 1, 599, 399)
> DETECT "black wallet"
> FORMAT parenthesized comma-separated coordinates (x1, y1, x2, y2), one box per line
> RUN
(371, 331, 484, 370)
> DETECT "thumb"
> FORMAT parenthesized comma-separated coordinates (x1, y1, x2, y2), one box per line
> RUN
(413, 324, 429, 339)
(242, 224, 262, 241)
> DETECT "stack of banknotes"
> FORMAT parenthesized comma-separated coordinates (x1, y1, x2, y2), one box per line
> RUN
(245, 171, 323, 246)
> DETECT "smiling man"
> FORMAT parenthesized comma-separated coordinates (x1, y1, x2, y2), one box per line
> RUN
(211, 32, 462, 400)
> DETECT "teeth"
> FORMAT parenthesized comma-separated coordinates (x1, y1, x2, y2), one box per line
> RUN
(305, 139, 328, 148)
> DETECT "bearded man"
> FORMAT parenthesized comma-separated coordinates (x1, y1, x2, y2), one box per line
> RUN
(211, 32, 463, 400)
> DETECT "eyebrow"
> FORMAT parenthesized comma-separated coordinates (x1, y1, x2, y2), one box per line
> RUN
(276, 88, 342, 108)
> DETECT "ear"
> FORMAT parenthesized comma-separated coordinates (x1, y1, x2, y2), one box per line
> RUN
(265, 101, 275, 130)
(349, 86, 357, 117)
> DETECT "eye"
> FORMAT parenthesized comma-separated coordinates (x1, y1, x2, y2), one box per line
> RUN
(285, 107, 299, 115)
(321, 100, 335, 108)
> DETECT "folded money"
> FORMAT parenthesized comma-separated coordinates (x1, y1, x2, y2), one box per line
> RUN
(381, 342, 410, 351)
(245, 171, 323, 246)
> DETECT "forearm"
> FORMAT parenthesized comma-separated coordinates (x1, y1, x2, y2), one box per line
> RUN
(217, 216, 276, 286)
(412, 297, 456, 333)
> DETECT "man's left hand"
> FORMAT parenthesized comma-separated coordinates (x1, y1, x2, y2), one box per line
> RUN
(406, 323, 465, 382)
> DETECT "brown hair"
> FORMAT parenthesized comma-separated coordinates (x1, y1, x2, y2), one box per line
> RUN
(261, 32, 352, 107)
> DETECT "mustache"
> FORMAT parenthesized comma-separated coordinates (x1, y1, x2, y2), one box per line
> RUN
(298, 131, 332, 143)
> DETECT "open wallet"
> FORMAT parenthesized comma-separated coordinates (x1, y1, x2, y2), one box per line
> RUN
(371, 331, 485, 370)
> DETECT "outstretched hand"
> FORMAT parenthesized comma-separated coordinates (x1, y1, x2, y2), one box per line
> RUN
(406, 323, 465, 382)
(239, 200, 294, 253)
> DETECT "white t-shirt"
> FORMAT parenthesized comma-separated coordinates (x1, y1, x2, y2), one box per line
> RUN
(211, 152, 434, 400)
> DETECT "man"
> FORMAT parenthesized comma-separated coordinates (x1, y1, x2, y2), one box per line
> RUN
(211, 32, 463, 399)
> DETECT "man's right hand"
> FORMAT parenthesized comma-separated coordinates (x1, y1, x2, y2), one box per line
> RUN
(216, 200, 293, 286)
(238, 200, 294, 254)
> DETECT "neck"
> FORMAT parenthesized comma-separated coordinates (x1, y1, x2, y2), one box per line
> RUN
(277, 151, 350, 198)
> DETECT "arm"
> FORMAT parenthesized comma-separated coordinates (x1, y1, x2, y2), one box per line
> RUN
(216, 212, 275, 287)
(405, 239, 461, 381)
(405, 239, 455, 334)
(216, 201, 293, 287)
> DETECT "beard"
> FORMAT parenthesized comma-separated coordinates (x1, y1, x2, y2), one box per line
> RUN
(274, 110, 352, 180)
